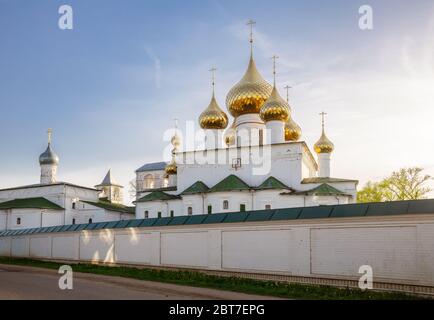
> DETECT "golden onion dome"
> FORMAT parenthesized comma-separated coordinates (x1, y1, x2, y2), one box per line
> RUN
(199, 93, 228, 130)
(259, 86, 290, 122)
(165, 159, 177, 175)
(314, 130, 334, 154)
(226, 55, 273, 117)
(223, 119, 236, 146)
(285, 116, 302, 141)
(171, 133, 181, 149)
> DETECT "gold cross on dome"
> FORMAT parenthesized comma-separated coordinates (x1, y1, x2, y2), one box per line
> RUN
(47, 128, 52, 144)
(284, 85, 292, 103)
(209, 66, 217, 89)
(246, 19, 256, 44)
(319, 111, 327, 129)
(271, 55, 279, 84)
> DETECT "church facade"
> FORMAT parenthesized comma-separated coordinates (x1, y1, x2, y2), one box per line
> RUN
(0, 23, 358, 229)
(0, 132, 134, 231)
(134, 25, 358, 219)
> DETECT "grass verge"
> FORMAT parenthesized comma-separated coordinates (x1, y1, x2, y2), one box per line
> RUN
(0, 256, 424, 300)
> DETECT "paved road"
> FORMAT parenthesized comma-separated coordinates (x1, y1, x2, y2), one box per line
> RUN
(0, 264, 279, 300)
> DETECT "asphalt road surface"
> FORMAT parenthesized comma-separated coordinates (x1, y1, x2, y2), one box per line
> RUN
(0, 264, 279, 300)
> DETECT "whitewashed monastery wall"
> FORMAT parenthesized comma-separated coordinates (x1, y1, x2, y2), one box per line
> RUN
(1, 213, 434, 289)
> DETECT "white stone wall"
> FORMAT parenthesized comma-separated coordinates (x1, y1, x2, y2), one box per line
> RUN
(136, 200, 184, 219)
(72, 202, 134, 224)
(2, 214, 434, 288)
(0, 209, 63, 231)
(135, 191, 350, 218)
(176, 143, 316, 193)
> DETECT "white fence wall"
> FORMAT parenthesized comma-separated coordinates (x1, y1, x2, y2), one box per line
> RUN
(1, 214, 434, 289)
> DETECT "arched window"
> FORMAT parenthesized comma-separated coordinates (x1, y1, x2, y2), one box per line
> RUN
(144, 211, 149, 219)
(144, 174, 154, 189)
(163, 175, 169, 188)
(187, 207, 193, 216)
(16, 217, 21, 225)
(88, 218, 93, 224)
(223, 200, 229, 210)
(72, 218, 76, 225)
(207, 205, 212, 214)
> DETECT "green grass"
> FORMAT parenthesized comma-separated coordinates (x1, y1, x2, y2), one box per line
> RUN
(0, 256, 424, 300)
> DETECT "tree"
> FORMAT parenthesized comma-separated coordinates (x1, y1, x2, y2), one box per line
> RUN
(129, 179, 137, 200)
(357, 167, 432, 203)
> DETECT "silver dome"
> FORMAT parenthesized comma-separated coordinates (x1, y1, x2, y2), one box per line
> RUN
(39, 144, 59, 165)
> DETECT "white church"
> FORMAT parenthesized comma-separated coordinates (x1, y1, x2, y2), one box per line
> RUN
(0, 23, 358, 230)
(134, 23, 358, 219)
(0, 129, 134, 231)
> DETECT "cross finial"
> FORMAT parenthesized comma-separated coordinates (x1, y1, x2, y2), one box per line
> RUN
(271, 55, 279, 86)
(47, 128, 52, 145)
(319, 111, 327, 131)
(209, 66, 217, 94)
(246, 19, 256, 54)
(284, 85, 292, 103)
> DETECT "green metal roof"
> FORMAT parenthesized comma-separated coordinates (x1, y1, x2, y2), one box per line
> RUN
(0, 197, 63, 210)
(255, 176, 289, 190)
(136, 191, 181, 202)
(301, 177, 359, 184)
(2, 199, 434, 238)
(81, 200, 134, 214)
(208, 175, 250, 193)
(295, 183, 349, 196)
(181, 181, 210, 195)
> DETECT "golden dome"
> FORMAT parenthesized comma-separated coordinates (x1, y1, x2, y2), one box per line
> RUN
(226, 55, 273, 117)
(259, 86, 290, 122)
(199, 93, 228, 130)
(285, 116, 302, 141)
(223, 119, 236, 146)
(314, 130, 334, 154)
(171, 133, 181, 149)
(165, 159, 177, 175)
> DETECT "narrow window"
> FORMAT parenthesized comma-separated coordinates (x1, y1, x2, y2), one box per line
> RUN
(16, 217, 21, 225)
(170, 210, 174, 217)
(157, 212, 162, 218)
(207, 205, 212, 214)
(240, 204, 246, 212)
(145, 211, 149, 219)
(223, 200, 229, 210)
(265, 204, 271, 210)
(259, 129, 264, 146)
(88, 218, 92, 224)
(72, 202, 76, 209)
(187, 207, 193, 216)
(72, 218, 76, 225)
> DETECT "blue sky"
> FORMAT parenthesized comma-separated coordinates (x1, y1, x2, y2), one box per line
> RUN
(1, 0, 434, 202)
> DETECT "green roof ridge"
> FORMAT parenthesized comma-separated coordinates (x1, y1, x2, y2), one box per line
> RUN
(82, 200, 134, 214)
(256, 176, 289, 190)
(181, 181, 209, 195)
(296, 183, 348, 196)
(136, 191, 181, 202)
(208, 175, 250, 193)
(0, 197, 63, 210)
